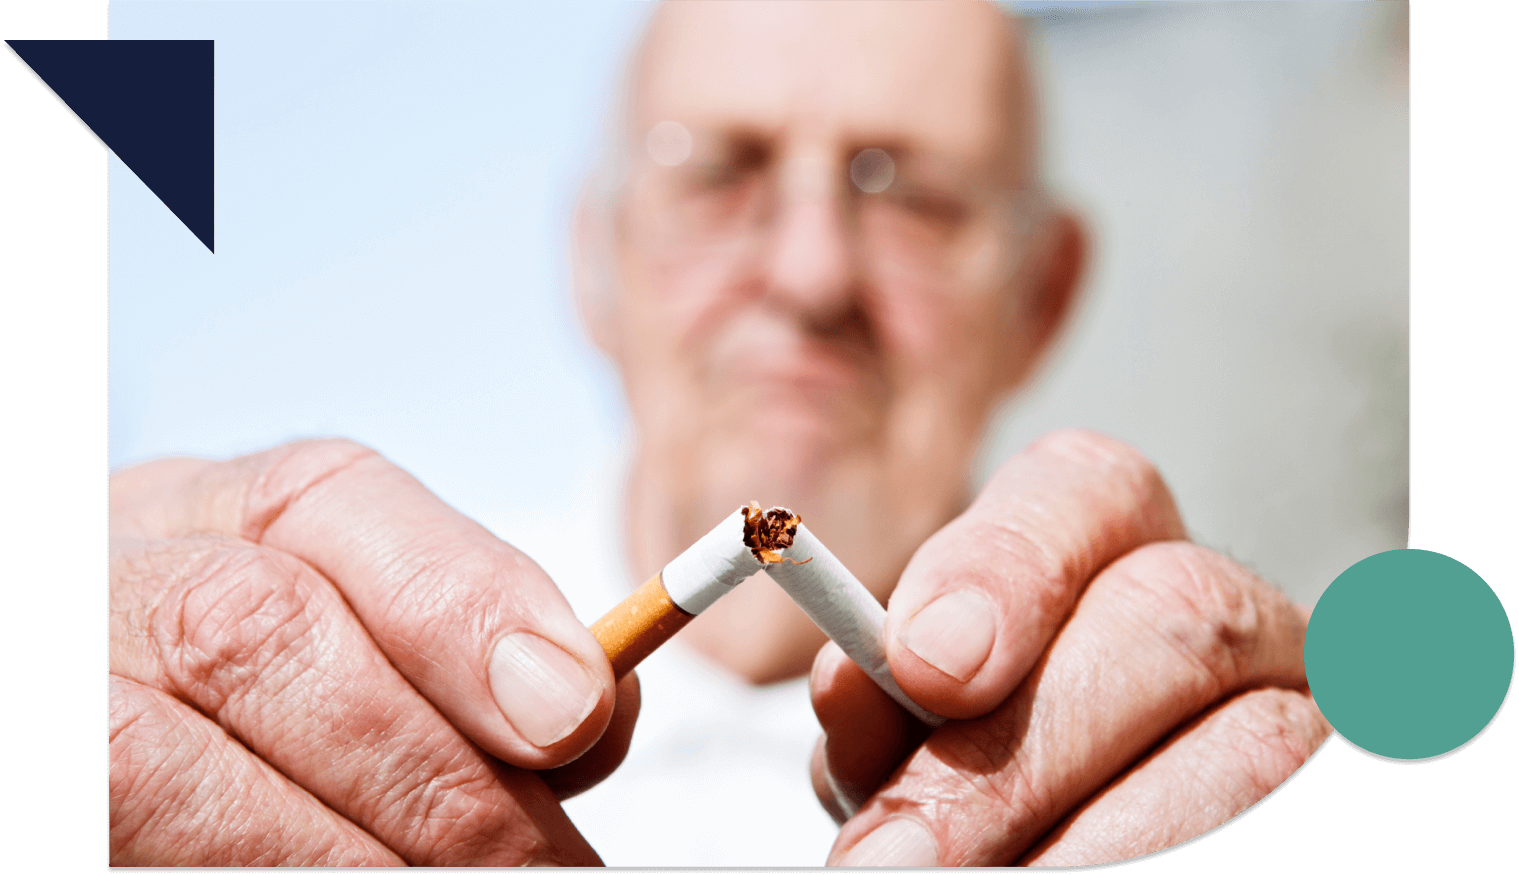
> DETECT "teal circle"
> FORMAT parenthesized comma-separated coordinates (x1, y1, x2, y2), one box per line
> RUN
(1305, 549, 1512, 759)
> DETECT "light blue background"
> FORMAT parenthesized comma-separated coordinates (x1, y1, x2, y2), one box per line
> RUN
(110, 1, 645, 526)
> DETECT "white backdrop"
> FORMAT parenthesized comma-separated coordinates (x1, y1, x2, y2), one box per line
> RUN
(96, 6, 1417, 857)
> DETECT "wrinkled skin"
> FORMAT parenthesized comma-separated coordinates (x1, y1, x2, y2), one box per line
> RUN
(808, 429, 1329, 866)
(110, 440, 639, 865)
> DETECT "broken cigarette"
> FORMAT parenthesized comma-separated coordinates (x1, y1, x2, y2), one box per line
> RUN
(588, 502, 944, 727)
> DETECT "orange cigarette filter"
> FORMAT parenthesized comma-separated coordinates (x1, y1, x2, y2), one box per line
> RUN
(587, 502, 802, 679)
(589, 572, 694, 680)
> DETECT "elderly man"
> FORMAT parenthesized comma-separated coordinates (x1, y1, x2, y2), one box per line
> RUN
(108, 0, 1328, 866)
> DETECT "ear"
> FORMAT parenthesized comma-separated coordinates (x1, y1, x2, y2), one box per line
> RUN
(571, 187, 621, 359)
(1025, 208, 1087, 370)
(997, 207, 1088, 393)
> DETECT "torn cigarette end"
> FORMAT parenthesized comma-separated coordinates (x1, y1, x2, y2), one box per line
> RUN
(741, 500, 813, 566)
(588, 503, 943, 726)
(590, 501, 791, 679)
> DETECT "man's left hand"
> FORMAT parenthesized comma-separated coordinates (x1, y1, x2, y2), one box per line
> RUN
(809, 430, 1330, 866)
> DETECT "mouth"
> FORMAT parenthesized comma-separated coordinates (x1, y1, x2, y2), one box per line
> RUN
(693, 307, 889, 442)
(718, 309, 873, 378)
(717, 341, 883, 414)
(737, 347, 861, 392)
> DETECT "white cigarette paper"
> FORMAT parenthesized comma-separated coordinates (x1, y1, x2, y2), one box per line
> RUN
(656, 506, 943, 726)
(765, 524, 946, 727)
(660, 509, 763, 614)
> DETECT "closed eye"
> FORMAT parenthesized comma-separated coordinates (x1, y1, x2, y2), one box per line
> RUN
(683, 137, 771, 192)
(881, 183, 971, 230)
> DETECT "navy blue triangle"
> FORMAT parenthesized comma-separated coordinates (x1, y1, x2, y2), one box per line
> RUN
(7, 40, 214, 252)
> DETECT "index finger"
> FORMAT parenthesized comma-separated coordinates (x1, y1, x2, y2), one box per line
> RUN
(111, 439, 617, 770)
(885, 429, 1185, 718)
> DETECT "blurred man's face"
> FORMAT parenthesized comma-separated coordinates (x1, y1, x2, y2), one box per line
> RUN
(588, 1, 1070, 577)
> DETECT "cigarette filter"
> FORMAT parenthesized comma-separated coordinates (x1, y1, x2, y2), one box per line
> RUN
(588, 502, 944, 727)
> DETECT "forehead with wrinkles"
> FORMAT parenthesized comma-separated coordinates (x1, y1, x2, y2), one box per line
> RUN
(627, 0, 1038, 186)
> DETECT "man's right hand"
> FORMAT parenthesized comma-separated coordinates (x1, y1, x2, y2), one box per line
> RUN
(109, 439, 638, 865)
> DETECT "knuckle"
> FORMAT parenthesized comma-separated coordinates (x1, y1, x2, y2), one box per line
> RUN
(370, 749, 538, 863)
(1036, 428, 1164, 492)
(264, 437, 379, 471)
(922, 716, 1053, 843)
(109, 678, 172, 794)
(955, 516, 1070, 618)
(1020, 429, 1180, 539)
(240, 438, 382, 541)
(151, 543, 325, 717)
(370, 540, 502, 655)
(112, 538, 212, 679)
(1114, 542, 1262, 693)
(109, 678, 215, 859)
(1219, 689, 1329, 796)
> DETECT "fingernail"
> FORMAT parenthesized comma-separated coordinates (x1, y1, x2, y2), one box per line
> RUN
(834, 818, 938, 867)
(899, 590, 996, 682)
(489, 632, 601, 748)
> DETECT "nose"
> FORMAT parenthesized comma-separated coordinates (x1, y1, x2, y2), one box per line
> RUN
(763, 159, 859, 329)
